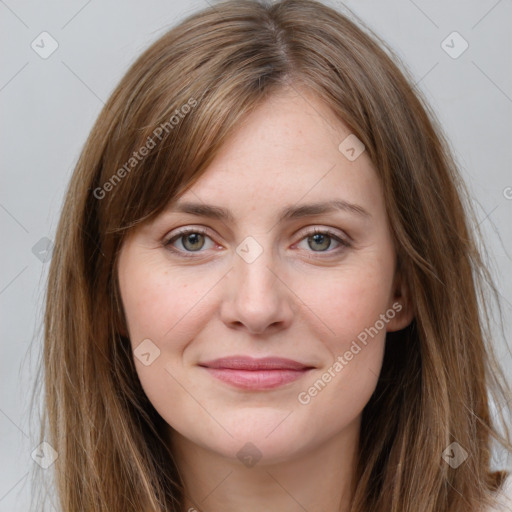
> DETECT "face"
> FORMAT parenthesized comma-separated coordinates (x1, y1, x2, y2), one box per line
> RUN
(117, 88, 412, 465)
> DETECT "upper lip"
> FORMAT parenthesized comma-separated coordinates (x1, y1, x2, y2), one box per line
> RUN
(198, 356, 313, 371)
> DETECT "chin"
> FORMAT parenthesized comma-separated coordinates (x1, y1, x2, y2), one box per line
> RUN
(171, 411, 310, 466)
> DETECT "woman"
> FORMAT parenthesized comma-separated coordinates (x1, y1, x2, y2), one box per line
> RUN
(35, 0, 511, 511)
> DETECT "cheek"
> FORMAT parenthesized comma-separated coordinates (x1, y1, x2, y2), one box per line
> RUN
(293, 259, 394, 352)
(291, 256, 393, 414)
(118, 257, 218, 423)
(293, 270, 390, 431)
(119, 256, 221, 343)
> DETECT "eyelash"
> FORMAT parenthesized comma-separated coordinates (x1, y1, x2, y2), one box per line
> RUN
(163, 227, 351, 259)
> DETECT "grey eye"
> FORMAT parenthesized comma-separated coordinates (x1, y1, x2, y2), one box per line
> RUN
(307, 233, 333, 251)
(181, 232, 206, 251)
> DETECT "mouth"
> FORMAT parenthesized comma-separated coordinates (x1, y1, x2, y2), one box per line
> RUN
(198, 356, 315, 390)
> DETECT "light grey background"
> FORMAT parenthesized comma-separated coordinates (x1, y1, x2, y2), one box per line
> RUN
(1, 0, 511, 510)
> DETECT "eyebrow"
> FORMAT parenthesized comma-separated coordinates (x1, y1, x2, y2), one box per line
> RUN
(169, 199, 371, 223)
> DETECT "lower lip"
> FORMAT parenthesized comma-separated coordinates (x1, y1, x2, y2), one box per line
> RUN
(202, 368, 311, 390)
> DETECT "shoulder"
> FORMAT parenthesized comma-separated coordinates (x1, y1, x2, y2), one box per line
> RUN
(486, 474, 512, 512)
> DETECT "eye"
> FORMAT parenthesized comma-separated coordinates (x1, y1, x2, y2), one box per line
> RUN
(163, 226, 351, 258)
(295, 228, 351, 254)
(164, 228, 216, 254)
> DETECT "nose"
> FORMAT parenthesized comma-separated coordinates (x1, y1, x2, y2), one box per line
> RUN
(219, 245, 294, 335)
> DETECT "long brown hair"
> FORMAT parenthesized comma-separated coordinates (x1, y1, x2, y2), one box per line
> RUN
(32, 0, 511, 510)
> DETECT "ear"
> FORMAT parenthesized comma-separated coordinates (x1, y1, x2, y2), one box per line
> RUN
(386, 264, 414, 333)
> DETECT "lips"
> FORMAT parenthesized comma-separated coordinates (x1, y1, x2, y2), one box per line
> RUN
(198, 356, 314, 390)
(198, 356, 312, 371)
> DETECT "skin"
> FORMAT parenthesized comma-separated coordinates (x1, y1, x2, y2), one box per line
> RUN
(117, 87, 414, 512)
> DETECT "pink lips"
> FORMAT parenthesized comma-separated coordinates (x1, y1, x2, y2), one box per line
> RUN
(198, 356, 313, 390)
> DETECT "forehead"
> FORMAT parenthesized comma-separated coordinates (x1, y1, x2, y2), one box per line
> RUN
(175, 89, 383, 219)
